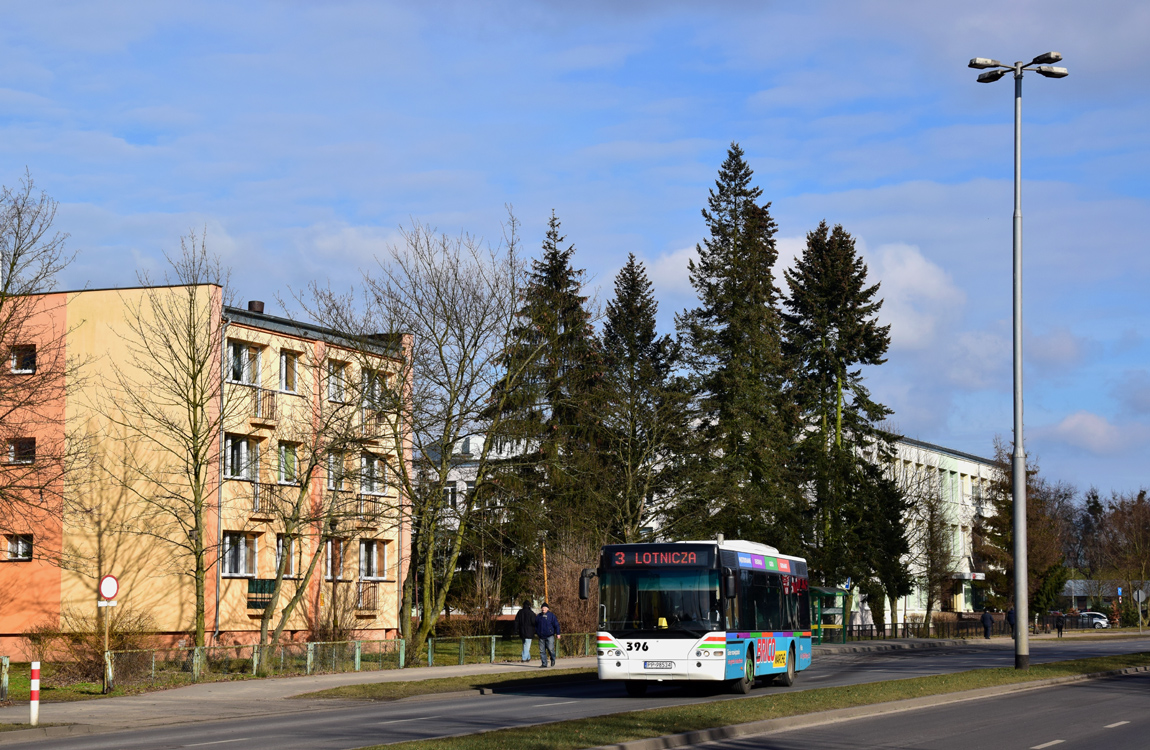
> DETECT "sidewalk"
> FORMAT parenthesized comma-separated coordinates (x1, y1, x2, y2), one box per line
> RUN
(0, 637, 992, 735)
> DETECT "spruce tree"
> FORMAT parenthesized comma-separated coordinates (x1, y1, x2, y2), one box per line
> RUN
(600, 254, 687, 542)
(489, 211, 603, 549)
(674, 143, 798, 544)
(782, 220, 900, 592)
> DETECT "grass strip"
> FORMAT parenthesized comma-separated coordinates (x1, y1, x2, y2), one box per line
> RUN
(295, 668, 598, 701)
(360, 651, 1150, 750)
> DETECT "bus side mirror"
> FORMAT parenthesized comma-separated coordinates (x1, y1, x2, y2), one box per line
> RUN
(723, 567, 737, 599)
(579, 569, 597, 600)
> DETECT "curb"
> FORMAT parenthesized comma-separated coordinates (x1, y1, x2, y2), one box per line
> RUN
(812, 639, 968, 655)
(584, 665, 1150, 750)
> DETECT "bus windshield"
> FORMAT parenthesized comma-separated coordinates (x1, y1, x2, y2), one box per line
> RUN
(600, 568, 724, 637)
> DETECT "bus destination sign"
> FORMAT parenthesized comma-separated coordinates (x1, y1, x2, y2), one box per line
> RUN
(605, 545, 713, 568)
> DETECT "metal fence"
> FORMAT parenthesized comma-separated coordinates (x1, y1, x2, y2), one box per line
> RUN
(425, 633, 593, 666)
(106, 639, 404, 690)
(825, 614, 1098, 642)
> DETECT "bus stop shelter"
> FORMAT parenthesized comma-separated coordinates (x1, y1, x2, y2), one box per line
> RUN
(812, 586, 850, 644)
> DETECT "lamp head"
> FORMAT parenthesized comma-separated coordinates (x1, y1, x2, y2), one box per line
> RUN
(1031, 51, 1063, 65)
(1036, 66, 1069, 79)
(969, 58, 1002, 69)
(977, 69, 1010, 83)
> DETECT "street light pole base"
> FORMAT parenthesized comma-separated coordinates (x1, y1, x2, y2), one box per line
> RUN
(1015, 654, 1029, 670)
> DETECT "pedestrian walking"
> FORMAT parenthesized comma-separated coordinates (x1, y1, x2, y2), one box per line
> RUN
(1006, 607, 1016, 637)
(1055, 613, 1065, 638)
(980, 609, 993, 639)
(514, 600, 536, 662)
(535, 602, 561, 668)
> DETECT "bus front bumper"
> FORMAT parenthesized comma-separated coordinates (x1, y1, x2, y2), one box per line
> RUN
(597, 657, 728, 682)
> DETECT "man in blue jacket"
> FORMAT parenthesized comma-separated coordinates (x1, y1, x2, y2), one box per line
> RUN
(535, 602, 561, 667)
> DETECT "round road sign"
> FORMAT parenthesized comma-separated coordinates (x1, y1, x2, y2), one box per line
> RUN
(99, 575, 119, 600)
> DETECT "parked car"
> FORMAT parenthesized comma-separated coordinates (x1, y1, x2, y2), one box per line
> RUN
(1078, 611, 1110, 628)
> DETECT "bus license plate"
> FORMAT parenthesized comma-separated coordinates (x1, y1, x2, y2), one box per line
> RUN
(644, 661, 674, 669)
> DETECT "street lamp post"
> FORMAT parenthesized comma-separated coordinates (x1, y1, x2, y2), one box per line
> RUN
(969, 52, 1068, 671)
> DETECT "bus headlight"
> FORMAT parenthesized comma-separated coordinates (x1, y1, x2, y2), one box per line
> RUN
(716, 650, 724, 657)
(695, 650, 703, 657)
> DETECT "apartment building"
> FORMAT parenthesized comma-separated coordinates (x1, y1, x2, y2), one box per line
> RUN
(0, 286, 409, 653)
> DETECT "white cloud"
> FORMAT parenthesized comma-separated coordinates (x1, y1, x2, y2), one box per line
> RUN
(647, 245, 697, 298)
(1044, 411, 1150, 455)
(866, 243, 965, 352)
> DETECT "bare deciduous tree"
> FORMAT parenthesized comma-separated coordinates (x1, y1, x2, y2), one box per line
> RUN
(304, 212, 542, 657)
(0, 172, 79, 538)
(96, 232, 236, 648)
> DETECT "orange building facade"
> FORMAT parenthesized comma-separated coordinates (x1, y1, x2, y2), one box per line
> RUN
(1, 286, 410, 656)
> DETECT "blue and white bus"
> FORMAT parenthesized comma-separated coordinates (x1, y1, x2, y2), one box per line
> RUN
(580, 540, 812, 696)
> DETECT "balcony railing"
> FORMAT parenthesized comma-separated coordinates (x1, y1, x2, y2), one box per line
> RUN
(356, 494, 381, 524)
(356, 581, 378, 612)
(247, 578, 276, 610)
(250, 388, 277, 423)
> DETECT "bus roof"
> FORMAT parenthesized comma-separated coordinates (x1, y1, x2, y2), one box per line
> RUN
(635, 539, 806, 564)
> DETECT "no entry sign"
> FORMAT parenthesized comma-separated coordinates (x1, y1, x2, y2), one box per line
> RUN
(99, 575, 119, 600)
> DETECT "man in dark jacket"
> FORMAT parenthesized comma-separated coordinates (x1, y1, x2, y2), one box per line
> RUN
(514, 601, 536, 662)
(980, 609, 993, 639)
(1006, 608, 1016, 637)
(535, 602, 561, 667)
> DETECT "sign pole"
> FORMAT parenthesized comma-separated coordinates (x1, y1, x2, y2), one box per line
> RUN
(97, 575, 120, 694)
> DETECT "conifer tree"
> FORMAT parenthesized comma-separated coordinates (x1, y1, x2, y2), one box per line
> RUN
(673, 143, 798, 543)
(489, 211, 603, 550)
(600, 254, 687, 542)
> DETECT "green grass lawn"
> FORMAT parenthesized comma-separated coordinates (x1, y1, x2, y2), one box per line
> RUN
(294, 668, 599, 701)
(358, 652, 1150, 750)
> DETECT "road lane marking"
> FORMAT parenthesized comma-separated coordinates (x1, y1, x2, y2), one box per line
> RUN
(532, 700, 579, 707)
(378, 715, 439, 725)
(186, 740, 251, 747)
(1105, 721, 1130, 728)
(1030, 742, 1064, 749)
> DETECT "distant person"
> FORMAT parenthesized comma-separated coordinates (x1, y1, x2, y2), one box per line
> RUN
(514, 600, 536, 663)
(535, 602, 561, 668)
(1055, 613, 1065, 638)
(1006, 608, 1016, 637)
(980, 609, 993, 639)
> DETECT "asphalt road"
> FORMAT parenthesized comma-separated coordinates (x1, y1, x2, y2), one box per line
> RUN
(6, 638, 1149, 750)
(690, 669, 1150, 750)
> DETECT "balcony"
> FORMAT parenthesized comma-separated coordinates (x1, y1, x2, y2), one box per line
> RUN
(247, 578, 276, 610)
(249, 388, 277, 426)
(355, 494, 382, 528)
(355, 581, 378, 613)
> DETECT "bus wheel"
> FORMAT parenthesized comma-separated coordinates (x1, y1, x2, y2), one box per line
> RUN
(625, 680, 648, 697)
(775, 645, 796, 687)
(731, 654, 755, 694)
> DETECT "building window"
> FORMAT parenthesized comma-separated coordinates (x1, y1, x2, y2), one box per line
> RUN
(280, 350, 298, 393)
(359, 539, 388, 579)
(443, 484, 457, 510)
(225, 435, 258, 480)
(364, 369, 387, 408)
(5, 534, 33, 561)
(278, 442, 298, 484)
(360, 454, 386, 495)
(6, 439, 35, 465)
(9, 345, 36, 374)
(327, 360, 347, 402)
(222, 532, 257, 577)
(275, 534, 295, 577)
(327, 451, 345, 491)
(227, 340, 260, 385)
(325, 538, 346, 580)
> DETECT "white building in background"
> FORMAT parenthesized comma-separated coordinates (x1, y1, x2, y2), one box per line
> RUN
(876, 437, 998, 625)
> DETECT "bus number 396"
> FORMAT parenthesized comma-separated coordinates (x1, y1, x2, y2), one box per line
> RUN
(626, 642, 650, 652)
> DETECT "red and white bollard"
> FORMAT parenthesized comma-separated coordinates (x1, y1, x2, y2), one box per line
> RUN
(30, 661, 39, 727)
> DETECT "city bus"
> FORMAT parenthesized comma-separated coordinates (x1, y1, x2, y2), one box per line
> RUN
(579, 539, 812, 696)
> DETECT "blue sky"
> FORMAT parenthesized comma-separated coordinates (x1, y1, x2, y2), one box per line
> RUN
(3, 1, 1148, 493)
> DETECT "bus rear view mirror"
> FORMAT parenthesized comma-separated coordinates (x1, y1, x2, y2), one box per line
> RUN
(579, 568, 597, 600)
(723, 567, 737, 599)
